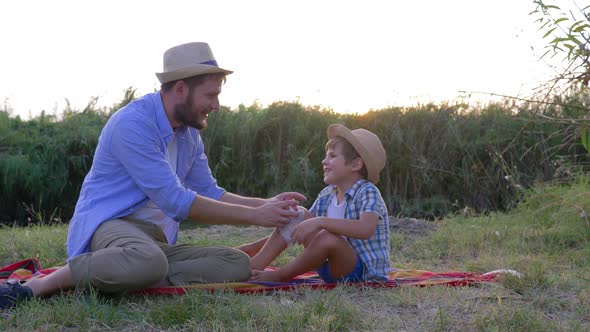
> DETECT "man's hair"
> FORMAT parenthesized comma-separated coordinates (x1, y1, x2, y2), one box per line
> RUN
(160, 73, 227, 93)
(326, 136, 368, 179)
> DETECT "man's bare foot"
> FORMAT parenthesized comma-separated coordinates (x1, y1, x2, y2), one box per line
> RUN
(250, 270, 285, 282)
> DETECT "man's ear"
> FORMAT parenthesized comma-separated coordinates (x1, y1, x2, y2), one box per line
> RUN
(174, 80, 189, 98)
(351, 157, 364, 172)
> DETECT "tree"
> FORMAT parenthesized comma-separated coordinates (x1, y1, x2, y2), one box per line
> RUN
(530, 0, 590, 88)
(530, 1, 590, 153)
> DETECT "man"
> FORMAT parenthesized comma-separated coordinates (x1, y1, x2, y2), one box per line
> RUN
(0, 42, 304, 309)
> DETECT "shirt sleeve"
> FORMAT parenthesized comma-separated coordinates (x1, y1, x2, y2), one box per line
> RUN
(358, 186, 386, 220)
(110, 117, 197, 221)
(183, 133, 226, 200)
(309, 198, 319, 217)
(309, 187, 332, 217)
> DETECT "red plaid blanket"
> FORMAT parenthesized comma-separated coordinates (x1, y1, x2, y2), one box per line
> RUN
(1, 258, 514, 295)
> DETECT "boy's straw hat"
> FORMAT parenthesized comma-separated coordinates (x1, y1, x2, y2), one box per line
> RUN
(327, 124, 386, 184)
(156, 42, 233, 84)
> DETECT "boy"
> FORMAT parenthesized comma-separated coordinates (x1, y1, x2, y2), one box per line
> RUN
(240, 124, 390, 282)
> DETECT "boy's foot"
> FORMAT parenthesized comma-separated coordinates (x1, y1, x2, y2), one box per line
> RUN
(250, 270, 285, 282)
(0, 281, 33, 310)
(278, 207, 305, 243)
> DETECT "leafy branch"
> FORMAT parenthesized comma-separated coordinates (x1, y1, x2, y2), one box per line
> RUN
(530, 0, 590, 87)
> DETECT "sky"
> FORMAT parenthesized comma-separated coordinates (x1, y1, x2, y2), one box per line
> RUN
(0, 0, 565, 118)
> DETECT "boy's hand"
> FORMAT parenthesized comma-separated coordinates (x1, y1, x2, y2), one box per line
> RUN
(268, 192, 307, 204)
(253, 200, 299, 227)
(292, 217, 323, 245)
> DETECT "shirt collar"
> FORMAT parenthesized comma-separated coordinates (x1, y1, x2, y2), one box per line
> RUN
(324, 179, 369, 201)
(153, 92, 174, 139)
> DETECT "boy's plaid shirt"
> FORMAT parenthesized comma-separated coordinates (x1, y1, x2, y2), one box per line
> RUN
(310, 179, 390, 281)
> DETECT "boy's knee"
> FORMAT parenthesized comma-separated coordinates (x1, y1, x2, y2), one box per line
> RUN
(308, 230, 342, 249)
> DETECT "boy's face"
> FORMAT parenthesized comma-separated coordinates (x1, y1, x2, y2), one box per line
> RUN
(322, 144, 362, 186)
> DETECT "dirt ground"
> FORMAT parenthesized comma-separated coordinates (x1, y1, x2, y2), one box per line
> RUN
(389, 216, 437, 238)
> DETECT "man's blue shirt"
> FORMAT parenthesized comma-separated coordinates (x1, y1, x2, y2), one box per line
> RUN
(66, 92, 225, 260)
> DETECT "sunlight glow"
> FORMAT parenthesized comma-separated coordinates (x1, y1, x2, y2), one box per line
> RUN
(0, 0, 558, 118)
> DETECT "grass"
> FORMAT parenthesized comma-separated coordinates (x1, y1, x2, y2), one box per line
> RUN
(1, 179, 590, 331)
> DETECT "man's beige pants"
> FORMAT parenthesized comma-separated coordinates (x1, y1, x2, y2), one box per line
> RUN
(69, 218, 251, 293)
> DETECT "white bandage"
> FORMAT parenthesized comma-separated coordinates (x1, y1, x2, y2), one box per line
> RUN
(278, 206, 305, 243)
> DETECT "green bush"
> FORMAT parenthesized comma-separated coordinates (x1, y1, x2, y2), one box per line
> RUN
(1, 92, 588, 225)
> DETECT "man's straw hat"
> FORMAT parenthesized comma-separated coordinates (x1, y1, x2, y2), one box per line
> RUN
(327, 124, 386, 184)
(156, 42, 233, 84)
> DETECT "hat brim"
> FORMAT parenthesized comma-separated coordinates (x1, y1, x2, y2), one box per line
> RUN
(327, 124, 380, 184)
(156, 64, 233, 84)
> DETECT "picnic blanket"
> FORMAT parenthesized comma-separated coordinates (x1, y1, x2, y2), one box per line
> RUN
(0, 258, 515, 295)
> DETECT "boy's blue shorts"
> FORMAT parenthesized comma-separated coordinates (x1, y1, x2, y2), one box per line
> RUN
(317, 257, 364, 283)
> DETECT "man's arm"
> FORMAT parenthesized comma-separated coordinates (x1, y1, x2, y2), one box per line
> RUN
(220, 192, 307, 208)
(291, 212, 380, 244)
(188, 194, 299, 227)
(219, 192, 268, 207)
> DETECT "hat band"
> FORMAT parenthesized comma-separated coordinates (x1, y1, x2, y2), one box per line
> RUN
(200, 60, 219, 66)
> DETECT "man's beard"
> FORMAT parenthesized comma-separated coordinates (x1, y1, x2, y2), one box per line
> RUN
(174, 94, 208, 130)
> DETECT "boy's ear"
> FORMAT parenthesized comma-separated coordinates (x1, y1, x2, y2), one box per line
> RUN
(351, 157, 364, 172)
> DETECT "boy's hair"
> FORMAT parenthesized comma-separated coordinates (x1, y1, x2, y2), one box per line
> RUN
(326, 136, 368, 179)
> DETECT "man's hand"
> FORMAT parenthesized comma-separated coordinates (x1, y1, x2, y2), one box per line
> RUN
(291, 217, 323, 245)
(252, 199, 299, 227)
(299, 206, 314, 220)
(269, 192, 307, 204)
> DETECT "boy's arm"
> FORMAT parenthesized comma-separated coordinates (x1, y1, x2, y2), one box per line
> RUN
(292, 212, 380, 244)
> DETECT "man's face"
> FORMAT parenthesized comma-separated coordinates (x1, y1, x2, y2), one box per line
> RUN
(174, 75, 223, 130)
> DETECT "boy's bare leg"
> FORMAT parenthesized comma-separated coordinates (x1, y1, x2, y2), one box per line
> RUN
(251, 230, 358, 282)
(251, 229, 289, 271)
(235, 236, 270, 257)
(23, 265, 75, 297)
(243, 206, 306, 271)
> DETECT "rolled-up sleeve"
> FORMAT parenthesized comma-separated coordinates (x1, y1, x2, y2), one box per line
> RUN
(110, 118, 197, 221)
